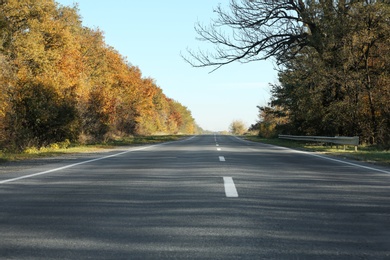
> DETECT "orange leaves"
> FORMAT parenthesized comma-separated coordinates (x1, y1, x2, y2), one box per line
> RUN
(0, 0, 196, 149)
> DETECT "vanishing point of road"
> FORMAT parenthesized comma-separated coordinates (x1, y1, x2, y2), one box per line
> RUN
(1, 135, 389, 259)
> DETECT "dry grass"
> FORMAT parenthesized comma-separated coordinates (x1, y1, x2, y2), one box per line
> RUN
(0, 135, 186, 163)
(244, 136, 390, 165)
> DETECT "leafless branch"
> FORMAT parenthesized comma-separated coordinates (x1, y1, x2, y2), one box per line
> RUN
(183, 0, 316, 72)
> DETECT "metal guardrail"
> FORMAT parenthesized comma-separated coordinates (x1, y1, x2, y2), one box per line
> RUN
(278, 135, 359, 151)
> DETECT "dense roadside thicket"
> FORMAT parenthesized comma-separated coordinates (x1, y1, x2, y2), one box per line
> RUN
(0, 0, 197, 151)
(188, 0, 390, 148)
(266, 1, 390, 148)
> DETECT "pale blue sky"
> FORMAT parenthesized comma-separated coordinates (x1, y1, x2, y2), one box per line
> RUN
(56, 0, 278, 131)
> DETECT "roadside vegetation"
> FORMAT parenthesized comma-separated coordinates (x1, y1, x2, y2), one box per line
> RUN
(244, 136, 390, 166)
(0, 135, 187, 163)
(0, 0, 199, 154)
(229, 120, 247, 135)
(187, 1, 390, 149)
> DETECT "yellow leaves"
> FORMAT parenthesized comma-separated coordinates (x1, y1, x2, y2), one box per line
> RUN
(0, 0, 196, 149)
(6, 0, 74, 80)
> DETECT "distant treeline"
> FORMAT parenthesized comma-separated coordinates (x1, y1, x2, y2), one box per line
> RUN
(0, 0, 198, 151)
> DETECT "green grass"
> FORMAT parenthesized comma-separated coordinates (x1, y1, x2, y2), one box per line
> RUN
(244, 135, 390, 165)
(0, 135, 187, 163)
(105, 135, 185, 146)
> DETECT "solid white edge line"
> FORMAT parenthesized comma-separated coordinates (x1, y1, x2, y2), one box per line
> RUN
(232, 135, 390, 175)
(0, 136, 197, 184)
(223, 177, 238, 197)
(298, 151, 390, 174)
(0, 146, 148, 184)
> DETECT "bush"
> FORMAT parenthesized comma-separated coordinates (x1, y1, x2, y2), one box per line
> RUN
(6, 82, 79, 150)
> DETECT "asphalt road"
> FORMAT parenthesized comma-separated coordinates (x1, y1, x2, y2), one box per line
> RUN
(1, 135, 389, 259)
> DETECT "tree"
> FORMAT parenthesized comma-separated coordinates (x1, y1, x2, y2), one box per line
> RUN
(254, 105, 289, 138)
(0, 0, 81, 149)
(0, 53, 13, 146)
(165, 99, 196, 135)
(187, 0, 390, 146)
(7, 82, 78, 149)
(270, 1, 390, 146)
(229, 120, 246, 135)
(0, 0, 197, 149)
(184, 0, 340, 71)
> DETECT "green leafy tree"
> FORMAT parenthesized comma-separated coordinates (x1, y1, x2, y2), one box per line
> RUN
(7, 82, 78, 149)
(187, 0, 390, 146)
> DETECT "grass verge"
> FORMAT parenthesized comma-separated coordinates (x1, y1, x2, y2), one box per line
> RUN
(0, 135, 187, 163)
(243, 135, 390, 166)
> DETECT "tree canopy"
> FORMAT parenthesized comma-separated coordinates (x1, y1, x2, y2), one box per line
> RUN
(0, 0, 197, 151)
(187, 0, 390, 147)
(229, 120, 247, 135)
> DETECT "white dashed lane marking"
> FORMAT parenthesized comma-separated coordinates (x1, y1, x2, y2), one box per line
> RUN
(219, 156, 225, 162)
(223, 177, 239, 197)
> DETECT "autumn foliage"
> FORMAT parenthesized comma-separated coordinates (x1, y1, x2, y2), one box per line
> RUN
(0, 0, 196, 150)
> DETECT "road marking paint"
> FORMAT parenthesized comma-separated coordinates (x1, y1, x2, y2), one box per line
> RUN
(223, 177, 238, 197)
(232, 135, 390, 175)
(0, 147, 149, 184)
(277, 147, 390, 174)
(304, 152, 390, 174)
(219, 156, 225, 162)
(0, 136, 196, 185)
(217, 148, 221, 151)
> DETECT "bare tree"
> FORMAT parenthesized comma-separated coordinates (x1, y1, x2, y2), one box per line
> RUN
(184, 0, 326, 71)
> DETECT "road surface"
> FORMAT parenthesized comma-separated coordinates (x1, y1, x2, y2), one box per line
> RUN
(1, 135, 389, 259)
